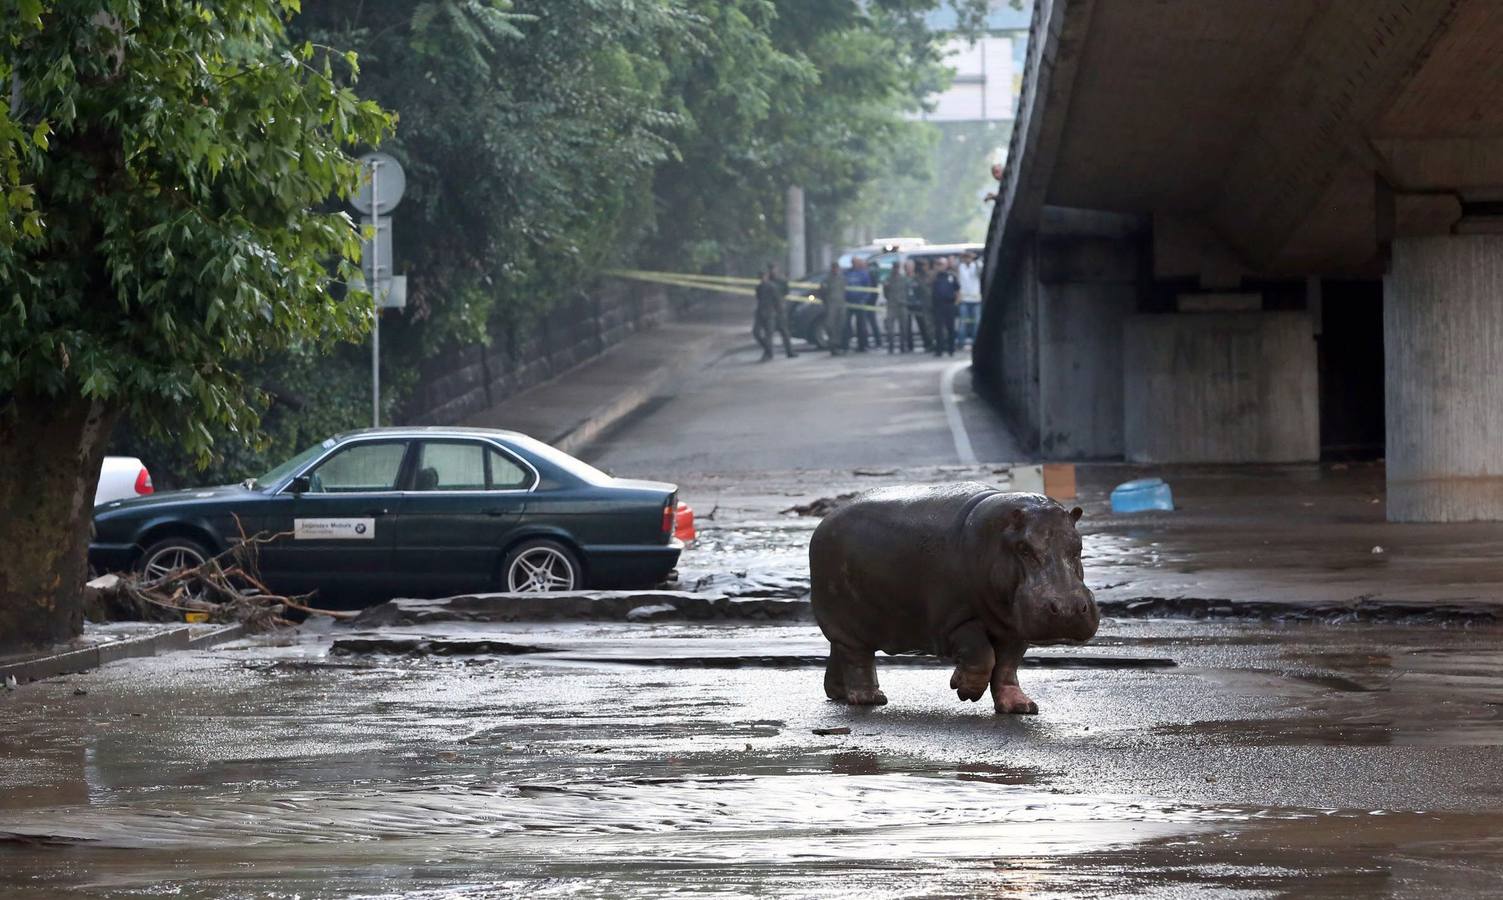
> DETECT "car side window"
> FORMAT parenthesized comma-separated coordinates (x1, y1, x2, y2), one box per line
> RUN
(488, 448, 533, 490)
(413, 442, 487, 491)
(306, 442, 406, 493)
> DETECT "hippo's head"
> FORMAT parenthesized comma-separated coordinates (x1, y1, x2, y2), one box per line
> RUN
(989, 497, 1099, 643)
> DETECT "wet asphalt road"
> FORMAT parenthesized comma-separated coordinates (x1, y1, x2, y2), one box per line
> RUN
(5, 616, 1503, 897)
(6, 342, 1503, 896)
(587, 341, 1023, 475)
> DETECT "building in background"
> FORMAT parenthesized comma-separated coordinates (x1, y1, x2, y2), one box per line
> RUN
(860, 2, 1032, 248)
(915, 3, 1031, 126)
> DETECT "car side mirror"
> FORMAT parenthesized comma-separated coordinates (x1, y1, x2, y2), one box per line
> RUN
(289, 475, 311, 495)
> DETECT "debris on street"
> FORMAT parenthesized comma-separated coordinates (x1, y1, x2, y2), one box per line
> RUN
(783, 493, 857, 517)
(86, 525, 354, 633)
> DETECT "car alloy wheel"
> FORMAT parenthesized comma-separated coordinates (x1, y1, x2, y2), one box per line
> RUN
(506, 543, 578, 593)
(142, 544, 206, 584)
(138, 537, 212, 602)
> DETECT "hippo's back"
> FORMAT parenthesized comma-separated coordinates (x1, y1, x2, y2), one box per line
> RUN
(810, 482, 997, 651)
(819, 482, 994, 533)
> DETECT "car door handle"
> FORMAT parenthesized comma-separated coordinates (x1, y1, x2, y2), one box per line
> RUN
(363, 508, 389, 517)
(481, 508, 509, 517)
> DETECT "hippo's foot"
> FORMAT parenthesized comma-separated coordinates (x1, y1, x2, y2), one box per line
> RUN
(845, 687, 888, 706)
(950, 666, 991, 703)
(993, 685, 1039, 715)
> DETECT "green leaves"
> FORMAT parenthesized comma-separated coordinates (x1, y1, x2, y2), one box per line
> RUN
(0, 0, 393, 465)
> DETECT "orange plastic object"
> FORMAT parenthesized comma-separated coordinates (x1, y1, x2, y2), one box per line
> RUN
(674, 501, 697, 543)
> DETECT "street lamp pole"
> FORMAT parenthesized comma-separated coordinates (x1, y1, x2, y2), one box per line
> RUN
(370, 160, 381, 428)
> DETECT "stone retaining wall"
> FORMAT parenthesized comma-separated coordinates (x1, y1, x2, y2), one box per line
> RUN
(403, 281, 676, 425)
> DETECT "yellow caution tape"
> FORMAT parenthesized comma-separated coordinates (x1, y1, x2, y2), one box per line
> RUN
(608, 269, 884, 311)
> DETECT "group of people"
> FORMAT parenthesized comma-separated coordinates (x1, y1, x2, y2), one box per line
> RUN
(751, 253, 983, 361)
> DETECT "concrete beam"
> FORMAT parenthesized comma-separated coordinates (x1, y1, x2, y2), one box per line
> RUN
(1210, 0, 1461, 266)
(1374, 138, 1503, 194)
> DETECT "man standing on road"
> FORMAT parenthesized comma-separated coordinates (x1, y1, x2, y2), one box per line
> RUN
(909, 258, 933, 352)
(883, 259, 910, 353)
(823, 261, 847, 355)
(844, 257, 878, 352)
(956, 252, 982, 348)
(930, 257, 960, 357)
(753, 265, 795, 361)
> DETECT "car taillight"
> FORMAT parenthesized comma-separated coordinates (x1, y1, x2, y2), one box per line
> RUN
(134, 467, 154, 495)
(662, 499, 675, 536)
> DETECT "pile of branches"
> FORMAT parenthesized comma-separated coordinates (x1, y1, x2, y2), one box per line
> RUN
(89, 518, 355, 633)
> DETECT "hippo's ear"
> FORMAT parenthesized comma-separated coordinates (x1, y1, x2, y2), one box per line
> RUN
(1070, 506, 1083, 524)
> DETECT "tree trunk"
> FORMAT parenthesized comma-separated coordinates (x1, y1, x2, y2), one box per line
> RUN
(0, 393, 118, 653)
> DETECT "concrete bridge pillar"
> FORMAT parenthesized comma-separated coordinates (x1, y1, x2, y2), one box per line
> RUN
(1385, 235, 1503, 522)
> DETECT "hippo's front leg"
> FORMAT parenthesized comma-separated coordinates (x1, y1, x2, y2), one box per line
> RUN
(837, 645, 888, 706)
(946, 621, 996, 703)
(990, 640, 1038, 715)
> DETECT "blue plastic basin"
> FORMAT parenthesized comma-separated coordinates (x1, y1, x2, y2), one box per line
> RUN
(1110, 477, 1174, 514)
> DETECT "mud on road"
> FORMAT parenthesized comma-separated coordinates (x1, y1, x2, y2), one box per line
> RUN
(4, 614, 1503, 897)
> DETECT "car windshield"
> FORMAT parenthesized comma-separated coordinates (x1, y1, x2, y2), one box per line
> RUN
(506, 434, 613, 485)
(250, 441, 330, 489)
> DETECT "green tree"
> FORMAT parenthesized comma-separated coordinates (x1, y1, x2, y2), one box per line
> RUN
(0, 1, 390, 651)
(649, 0, 988, 272)
(292, 0, 685, 352)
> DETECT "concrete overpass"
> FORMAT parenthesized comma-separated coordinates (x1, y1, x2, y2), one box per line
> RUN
(976, 0, 1503, 522)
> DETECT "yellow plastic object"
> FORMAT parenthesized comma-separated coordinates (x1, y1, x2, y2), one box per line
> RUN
(184, 612, 209, 624)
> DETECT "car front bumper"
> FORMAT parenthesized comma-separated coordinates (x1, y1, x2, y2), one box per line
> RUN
(88, 541, 140, 575)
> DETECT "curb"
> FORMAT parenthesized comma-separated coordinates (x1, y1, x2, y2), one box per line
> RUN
(354, 593, 1503, 629)
(0, 623, 245, 684)
(1096, 597, 1503, 624)
(550, 328, 748, 455)
(349, 592, 811, 627)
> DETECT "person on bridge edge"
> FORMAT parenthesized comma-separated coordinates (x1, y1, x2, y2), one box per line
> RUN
(930, 257, 960, 357)
(822, 261, 847, 355)
(753, 264, 795, 361)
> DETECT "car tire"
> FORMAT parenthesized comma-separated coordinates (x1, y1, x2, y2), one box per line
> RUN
(138, 536, 211, 588)
(501, 539, 582, 593)
(811, 320, 829, 350)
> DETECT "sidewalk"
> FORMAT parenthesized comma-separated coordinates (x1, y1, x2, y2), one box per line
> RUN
(1073, 461, 1503, 619)
(462, 295, 754, 452)
(0, 621, 245, 684)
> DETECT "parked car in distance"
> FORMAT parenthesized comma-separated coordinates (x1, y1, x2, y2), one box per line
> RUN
(95, 456, 154, 507)
(89, 427, 683, 601)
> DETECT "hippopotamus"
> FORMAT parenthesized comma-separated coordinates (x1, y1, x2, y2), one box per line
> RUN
(809, 484, 1098, 714)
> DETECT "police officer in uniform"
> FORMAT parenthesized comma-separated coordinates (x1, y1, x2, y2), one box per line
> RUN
(909, 258, 933, 352)
(822, 261, 847, 355)
(753, 264, 795, 360)
(883, 260, 910, 353)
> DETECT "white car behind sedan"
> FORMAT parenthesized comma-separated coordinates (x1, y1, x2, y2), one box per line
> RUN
(95, 456, 154, 506)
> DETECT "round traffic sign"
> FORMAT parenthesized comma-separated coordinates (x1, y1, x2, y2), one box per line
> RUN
(352, 151, 405, 215)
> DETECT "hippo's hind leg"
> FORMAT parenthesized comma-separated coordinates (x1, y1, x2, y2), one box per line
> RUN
(947, 621, 996, 703)
(824, 644, 847, 700)
(837, 645, 887, 706)
(990, 639, 1038, 715)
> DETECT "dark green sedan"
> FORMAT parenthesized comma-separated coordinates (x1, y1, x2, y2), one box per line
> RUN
(90, 427, 682, 600)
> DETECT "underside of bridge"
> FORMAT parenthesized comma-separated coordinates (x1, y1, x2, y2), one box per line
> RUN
(976, 0, 1503, 521)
